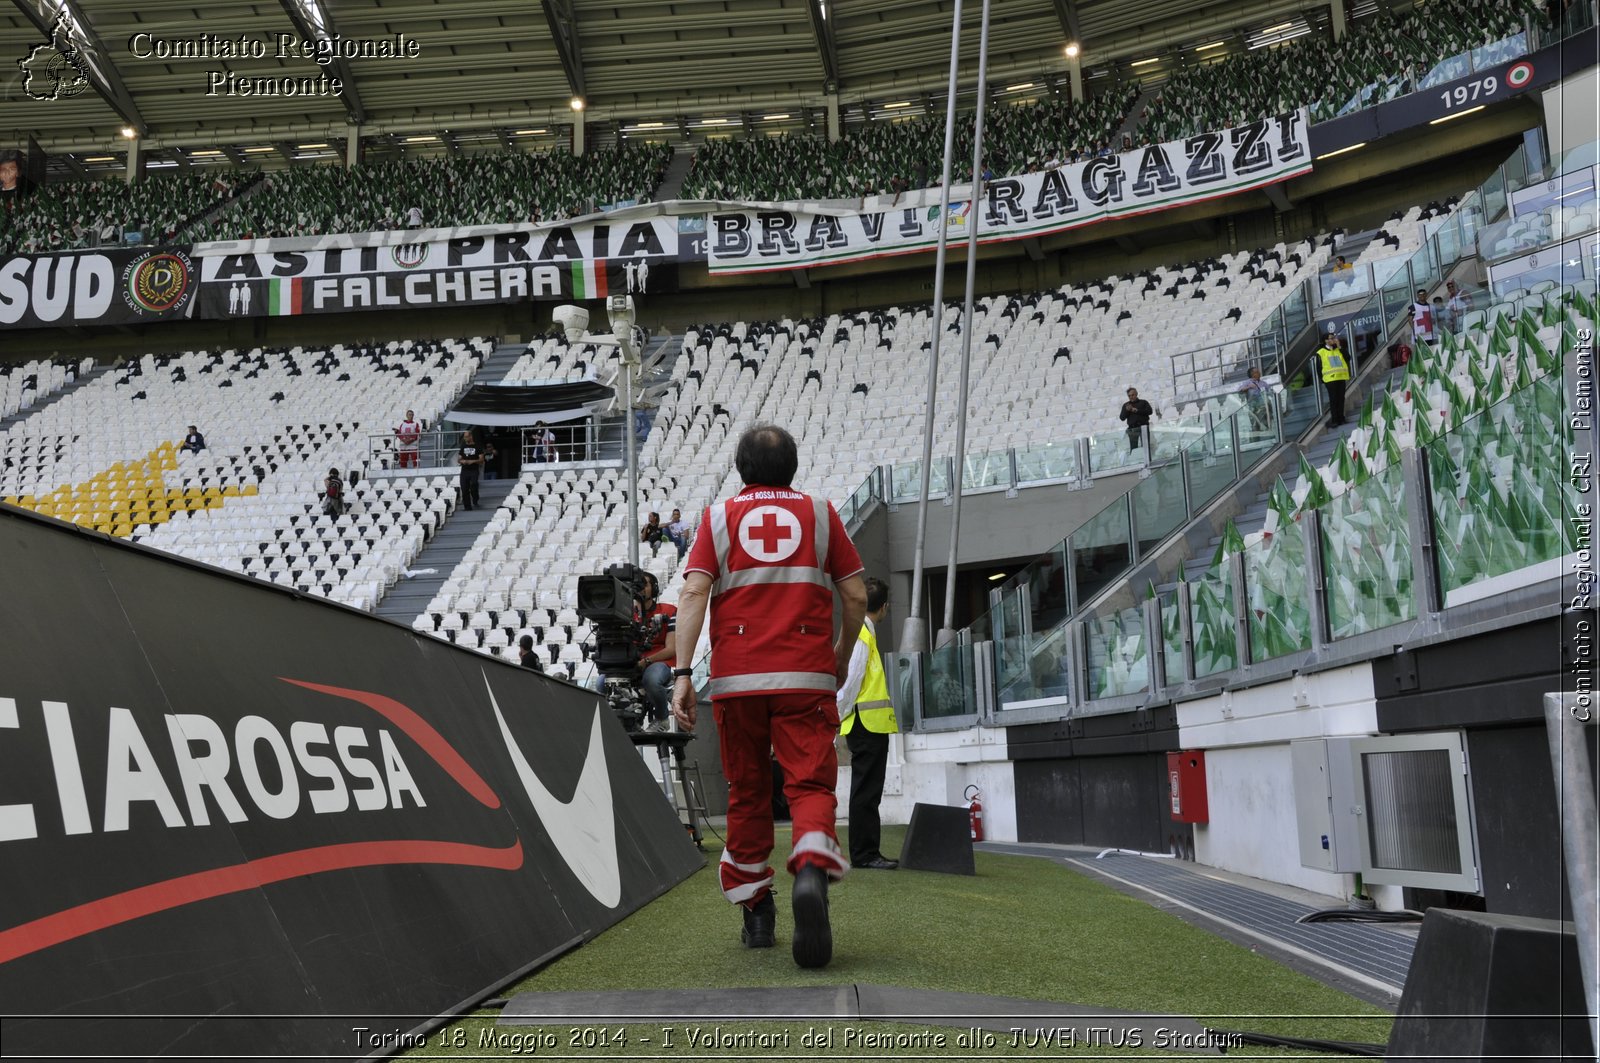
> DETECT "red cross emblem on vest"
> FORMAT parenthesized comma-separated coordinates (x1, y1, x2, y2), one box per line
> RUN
(738, 505, 802, 562)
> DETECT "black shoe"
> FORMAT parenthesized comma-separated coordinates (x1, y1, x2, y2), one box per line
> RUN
(791, 866, 832, 968)
(857, 856, 899, 870)
(741, 893, 775, 949)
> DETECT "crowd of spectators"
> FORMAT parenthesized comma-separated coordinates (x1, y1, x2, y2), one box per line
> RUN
(679, 86, 1138, 202)
(0, 171, 253, 255)
(189, 144, 673, 241)
(1142, 0, 1546, 142)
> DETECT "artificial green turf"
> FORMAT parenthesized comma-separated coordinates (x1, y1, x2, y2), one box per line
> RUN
(405, 826, 1393, 1059)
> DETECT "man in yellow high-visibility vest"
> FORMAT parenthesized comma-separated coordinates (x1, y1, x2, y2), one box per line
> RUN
(837, 577, 900, 870)
(1317, 333, 1351, 428)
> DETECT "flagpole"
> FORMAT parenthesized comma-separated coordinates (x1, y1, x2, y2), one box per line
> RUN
(939, 0, 992, 644)
(900, 0, 966, 656)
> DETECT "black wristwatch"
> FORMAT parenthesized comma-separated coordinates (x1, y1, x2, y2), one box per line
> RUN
(672, 668, 694, 678)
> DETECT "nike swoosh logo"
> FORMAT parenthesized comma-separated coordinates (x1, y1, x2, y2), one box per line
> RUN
(486, 675, 622, 908)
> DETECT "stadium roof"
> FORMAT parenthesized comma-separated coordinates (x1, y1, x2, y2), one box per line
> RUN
(4, 0, 1339, 160)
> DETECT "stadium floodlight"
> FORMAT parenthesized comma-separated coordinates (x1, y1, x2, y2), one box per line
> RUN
(554, 296, 644, 567)
(1063, 42, 1080, 58)
(570, 97, 586, 111)
(120, 127, 136, 138)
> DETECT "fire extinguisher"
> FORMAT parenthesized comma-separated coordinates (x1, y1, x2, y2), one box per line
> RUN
(965, 784, 984, 842)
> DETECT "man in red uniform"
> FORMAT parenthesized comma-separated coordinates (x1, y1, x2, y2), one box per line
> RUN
(671, 424, 867, 969)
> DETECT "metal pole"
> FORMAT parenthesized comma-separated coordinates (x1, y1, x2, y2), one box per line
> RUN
(939, 0, 992, 642)
(1543, 692, 1600, 1057)
(625, 350, 640, 569)
(901, 0, 965, 655)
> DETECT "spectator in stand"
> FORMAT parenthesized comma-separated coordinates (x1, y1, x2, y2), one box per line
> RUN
(481, 436, 498, 480)
(1444, 279, 1474, 332)
(457, 429, 486, 511)
(641, 511, 669, 556)
(322, 467, 345, 517)
(1333, 255, 1353, 272)
(179, 424, 206, 453)
(406, 206, 423, 228)
(1238, 366, 1273, 431)
(532, 421, 558, 463)
(394, 409, 422, 468)
(518, 635, 545, 672)
(666, 507, 692, 558)
(1118, 387, 1156, 451)
(1412, 288, 1437, 342)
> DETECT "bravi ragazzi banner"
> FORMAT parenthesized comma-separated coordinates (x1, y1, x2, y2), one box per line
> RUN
(706, 110, 1313, 274)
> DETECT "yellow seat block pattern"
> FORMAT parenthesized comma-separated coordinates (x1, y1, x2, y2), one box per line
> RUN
(10, 439, 253, 537)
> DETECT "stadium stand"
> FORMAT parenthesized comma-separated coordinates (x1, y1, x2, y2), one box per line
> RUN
(0, 338, 489, 608)
(1075, 280, 1595, 700)
(0, 355, 93, 421)
(417, 206, 1440, 667)
(679, 87, 1138, 202)
(188, 144, 674, 241)
(0, 170, 254, 254)
(1141, 0, 1545, 141)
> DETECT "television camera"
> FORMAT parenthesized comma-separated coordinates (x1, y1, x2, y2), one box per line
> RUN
(575, 561, 665, 731)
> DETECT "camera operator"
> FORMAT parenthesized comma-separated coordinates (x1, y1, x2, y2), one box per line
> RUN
(636, 571, 677, 731)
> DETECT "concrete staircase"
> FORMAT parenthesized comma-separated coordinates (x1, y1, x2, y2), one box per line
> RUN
(373, 477, 517, 625)
(0, 362, 114, 434)
(474, 341, 531, 384)
(1115, 83, 1163, 146)
(652, 150, 697, 201)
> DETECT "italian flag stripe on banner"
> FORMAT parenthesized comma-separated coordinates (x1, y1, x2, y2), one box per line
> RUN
(571, 259, 607, 299)
(268, 278, 303, 316)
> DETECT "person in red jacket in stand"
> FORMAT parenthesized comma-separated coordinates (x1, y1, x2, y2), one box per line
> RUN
(394, 409, 422, 469)
(671, 424, 867, 969)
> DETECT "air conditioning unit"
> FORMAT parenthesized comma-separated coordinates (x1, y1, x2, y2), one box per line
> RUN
(1292, 731, 1480, 893)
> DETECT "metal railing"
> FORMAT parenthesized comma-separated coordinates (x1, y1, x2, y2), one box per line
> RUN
(366, 422, 610, 471)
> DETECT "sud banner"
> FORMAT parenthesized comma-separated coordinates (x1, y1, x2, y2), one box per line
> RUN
(198, 218, 684, 319)
(706, 110, 1313, 275)
(0, 245, 198, 328)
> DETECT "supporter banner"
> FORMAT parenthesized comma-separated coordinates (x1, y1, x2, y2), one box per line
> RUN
(0, 245, 198, 328)
(706, 110, 1313, 275)
(0, 504, 702, 1061)
(197, 218, 684, 319)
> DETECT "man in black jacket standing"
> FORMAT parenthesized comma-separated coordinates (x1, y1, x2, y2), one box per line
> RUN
(1119, 388, 1155, 452)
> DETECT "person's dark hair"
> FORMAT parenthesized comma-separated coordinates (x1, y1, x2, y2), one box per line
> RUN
(734, 424, 798, 487)
(328, 467, 339, 477)
(640, 571, 659, 598)
(865, 576, 889, 614)
(519, 635, 534, 652)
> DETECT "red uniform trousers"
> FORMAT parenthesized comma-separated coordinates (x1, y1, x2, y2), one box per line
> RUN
(397, 448, 419, 469)
(715, 692, 850, 908)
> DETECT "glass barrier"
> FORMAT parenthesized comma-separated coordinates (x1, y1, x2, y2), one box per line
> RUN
(997, 620, 1073, 705)
(1089, 429, 1154, 475)
(1428, 372, 1578, 606)
(1071, 495, 1133, 605)
(1184, 412, 1236, 514)
(1015, 440, 1079, 483)
(1321, 262, 1375, 303)
(1245, 515, 1313, 662)
(961, 448, 1010, 490)
(1159, 590, 1184, 685)
(1478, 179, 1598, 263)
(891, 457, 951, 503)
(1321, 460, 1416, 640)
(1132, 460, 1187, 557)
(1482, 163, 1509, 222)
(1084, 602, 1148, 700)
(1190, 558, 1239, 678)
(922, 639, 979, 720)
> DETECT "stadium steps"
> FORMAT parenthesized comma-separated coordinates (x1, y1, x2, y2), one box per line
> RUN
(479, 341, 532, 383)
(1148, 367, 1406, 600)
(651, 149, 695, 201)
(0, 361, 115, 434)
(1114, 83, 1163, 146)
(371, 477, 517, 623)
